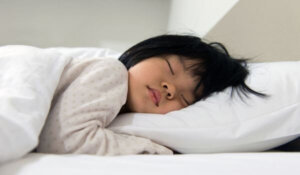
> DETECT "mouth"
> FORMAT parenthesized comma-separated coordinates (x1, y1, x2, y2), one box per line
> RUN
(147, 86, 161, 107)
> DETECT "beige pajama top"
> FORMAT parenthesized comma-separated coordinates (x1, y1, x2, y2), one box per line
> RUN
(37, 58, 172, 155)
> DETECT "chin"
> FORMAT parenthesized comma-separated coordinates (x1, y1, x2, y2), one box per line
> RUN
(138, 108, 149, 113)
(130, 105, 144, 113)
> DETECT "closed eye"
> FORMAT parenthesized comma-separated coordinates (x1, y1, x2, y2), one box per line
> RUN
(165, 59, 175, 75)
(181, 94, 191, 106)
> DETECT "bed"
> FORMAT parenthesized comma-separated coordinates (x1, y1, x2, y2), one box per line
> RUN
(1, 152, 300, 175)
(1, 45, 300, 175)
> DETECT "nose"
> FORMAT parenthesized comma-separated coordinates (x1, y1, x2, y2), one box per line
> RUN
(161, 82, 176, 99)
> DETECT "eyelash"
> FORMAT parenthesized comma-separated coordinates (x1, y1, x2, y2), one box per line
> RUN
(181, 94, 190, 106)
(165, 59, 190, 106)
(166, 60, 175, 75)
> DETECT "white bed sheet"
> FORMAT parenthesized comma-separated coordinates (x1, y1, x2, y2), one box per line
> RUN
(1, 153, 300, 175)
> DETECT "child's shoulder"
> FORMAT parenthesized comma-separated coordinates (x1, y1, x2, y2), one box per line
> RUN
(67, 57, 127, 78)
(91, 58, 128, 79)
(97, 58, 127, 72)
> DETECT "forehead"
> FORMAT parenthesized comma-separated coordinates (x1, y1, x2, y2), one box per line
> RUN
(164, 54, 201, 73)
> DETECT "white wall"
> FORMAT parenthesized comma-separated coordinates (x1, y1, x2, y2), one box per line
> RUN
(0, 0, 170, 52)
(167, 0, 238, 36)
(205, 0, 300, 61)
(167, 0, 300, 62)
(2, 0, 299, 61)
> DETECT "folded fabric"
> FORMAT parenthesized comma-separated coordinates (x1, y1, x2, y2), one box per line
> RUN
(0, 46, 124, 164)
(0, 45, 71, 163)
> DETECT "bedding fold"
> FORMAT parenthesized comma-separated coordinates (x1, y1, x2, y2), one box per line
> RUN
(0, 45, 71, 163)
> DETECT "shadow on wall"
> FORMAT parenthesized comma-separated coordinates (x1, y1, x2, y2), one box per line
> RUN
(204, 0, 300, 62)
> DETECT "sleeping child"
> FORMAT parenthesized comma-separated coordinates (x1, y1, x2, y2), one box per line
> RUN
(36, 34, 266, 155)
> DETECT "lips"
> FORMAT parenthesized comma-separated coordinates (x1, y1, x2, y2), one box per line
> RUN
(147, 86, 161, 107)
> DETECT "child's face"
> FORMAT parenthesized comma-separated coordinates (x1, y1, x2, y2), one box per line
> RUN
(125, 54, 201, 114)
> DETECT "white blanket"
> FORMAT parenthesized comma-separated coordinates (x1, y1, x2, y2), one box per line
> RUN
(0, 45, 72, 163)
(1, 45, 167, 164)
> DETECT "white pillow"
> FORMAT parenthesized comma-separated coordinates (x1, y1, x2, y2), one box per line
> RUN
(109, 61, 300, 153)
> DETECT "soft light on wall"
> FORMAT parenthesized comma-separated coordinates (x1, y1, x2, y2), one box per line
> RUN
(167, 0, 239, 36)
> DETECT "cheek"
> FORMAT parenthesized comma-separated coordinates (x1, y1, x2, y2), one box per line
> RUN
(158, 101, 184, 114)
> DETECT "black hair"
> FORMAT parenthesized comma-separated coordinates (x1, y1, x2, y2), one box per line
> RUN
(119, 34, 266, 102)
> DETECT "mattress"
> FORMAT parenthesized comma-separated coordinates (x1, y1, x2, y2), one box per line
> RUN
(1, 152, 300, 175)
